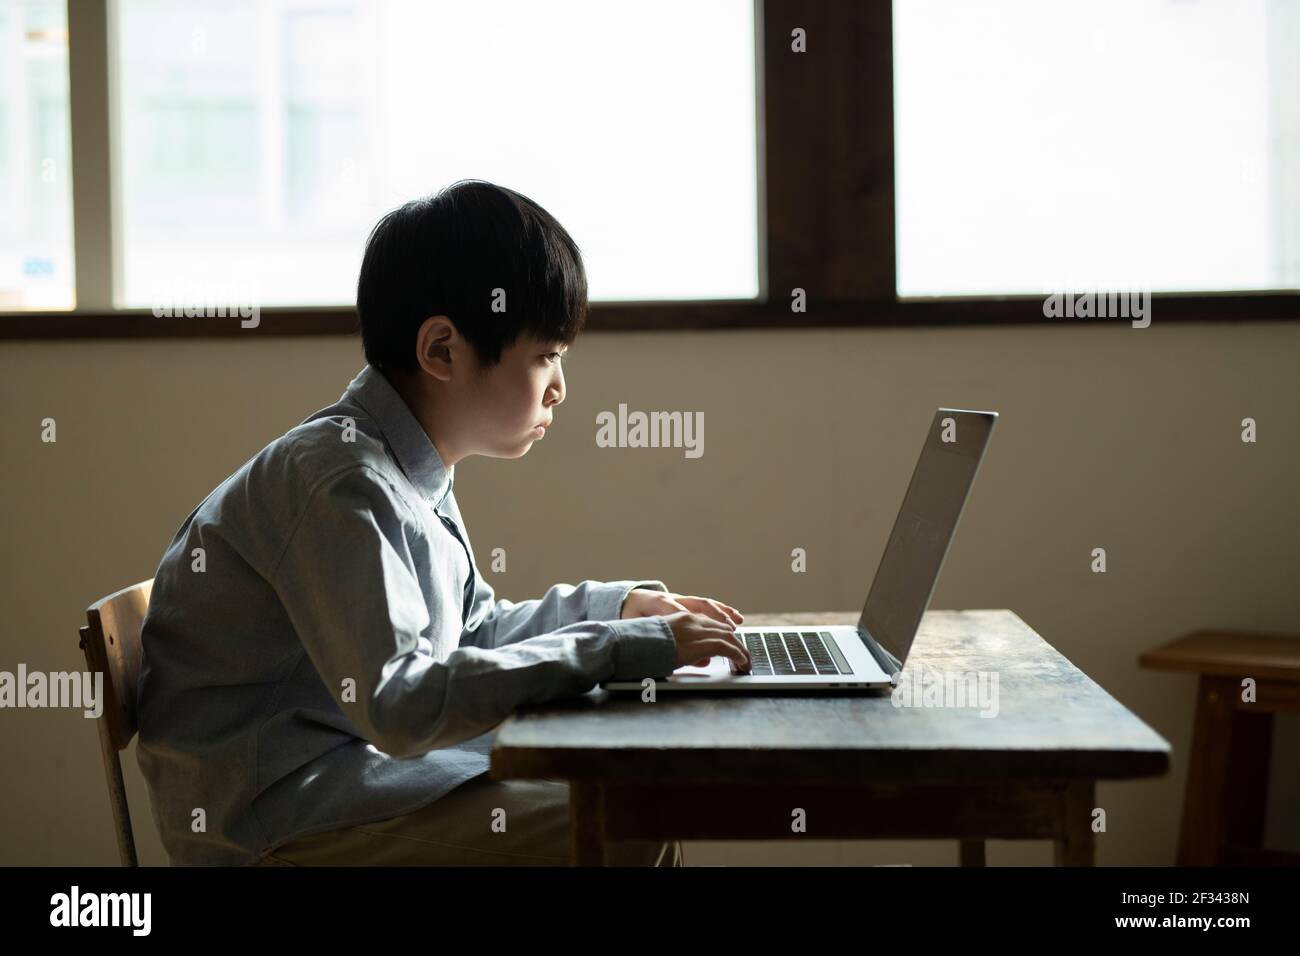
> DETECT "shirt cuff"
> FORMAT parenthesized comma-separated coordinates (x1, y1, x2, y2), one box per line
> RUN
(588, 579, 669, 623)
(607, 615, 678, 680)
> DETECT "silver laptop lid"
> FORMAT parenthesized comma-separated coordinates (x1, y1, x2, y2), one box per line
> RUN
(858, 408, 997, 669)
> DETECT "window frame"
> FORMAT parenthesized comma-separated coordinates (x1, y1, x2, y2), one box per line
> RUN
(1, 0, 1295, 340)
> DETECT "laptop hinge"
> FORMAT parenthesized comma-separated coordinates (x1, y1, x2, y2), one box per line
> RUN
(857, 628, 903, 682)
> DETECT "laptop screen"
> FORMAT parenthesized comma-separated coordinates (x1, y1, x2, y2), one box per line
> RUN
(858, 409, 996, 667)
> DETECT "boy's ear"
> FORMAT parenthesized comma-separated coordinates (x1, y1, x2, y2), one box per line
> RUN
(414, 315, 457, 381)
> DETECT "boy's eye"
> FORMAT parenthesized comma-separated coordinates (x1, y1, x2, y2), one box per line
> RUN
(545, 351, 565, 363)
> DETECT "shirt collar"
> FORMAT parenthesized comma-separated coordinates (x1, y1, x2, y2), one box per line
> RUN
(342, 365, 454, 506)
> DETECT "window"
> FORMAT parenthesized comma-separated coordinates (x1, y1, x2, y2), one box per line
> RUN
(4, 0, 1296, 335)
(0, 0, 74, 309)
(115, 0, 759, 309)
(893, 0, 1300, 297)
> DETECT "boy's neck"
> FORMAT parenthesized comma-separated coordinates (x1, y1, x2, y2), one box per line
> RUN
(385, 366, 460, 469)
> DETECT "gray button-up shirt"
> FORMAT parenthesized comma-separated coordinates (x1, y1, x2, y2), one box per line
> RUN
(136, 364, 677, 865)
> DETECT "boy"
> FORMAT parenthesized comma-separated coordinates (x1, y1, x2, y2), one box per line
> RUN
(136, 180, 752, 866)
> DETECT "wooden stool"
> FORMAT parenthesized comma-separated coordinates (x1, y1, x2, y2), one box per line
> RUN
(1140, 631, 1300, 866)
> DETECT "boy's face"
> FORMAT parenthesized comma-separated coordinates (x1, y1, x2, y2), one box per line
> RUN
(400, 317, 569, 468)
(399, 319, 568, 467)
(463, 332, 567, 459)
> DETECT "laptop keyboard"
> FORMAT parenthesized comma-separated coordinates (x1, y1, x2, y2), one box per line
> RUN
(729, 631, 853, 676)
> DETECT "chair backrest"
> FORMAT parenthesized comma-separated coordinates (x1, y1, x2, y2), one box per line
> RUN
(79, 579, 152, 751)
(78, 578, 153, 866)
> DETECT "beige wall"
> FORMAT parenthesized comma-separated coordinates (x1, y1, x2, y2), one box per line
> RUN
(2, 319, 1297, 866)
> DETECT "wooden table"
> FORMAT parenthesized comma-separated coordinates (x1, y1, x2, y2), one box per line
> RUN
(1139, 630, 1300, 866)
(490, 610, 1171, 866)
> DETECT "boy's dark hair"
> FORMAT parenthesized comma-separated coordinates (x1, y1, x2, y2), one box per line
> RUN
(356, 180, 588, 373)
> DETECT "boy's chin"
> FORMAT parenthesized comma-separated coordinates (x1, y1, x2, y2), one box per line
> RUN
(494, 438, 535, 459)
(477, 432, 539, 459)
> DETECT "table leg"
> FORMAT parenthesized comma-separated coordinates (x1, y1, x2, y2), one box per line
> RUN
(959, 840, 986, 867)
(1053, 780, 1096, 866)
(570, 781, 607, 866)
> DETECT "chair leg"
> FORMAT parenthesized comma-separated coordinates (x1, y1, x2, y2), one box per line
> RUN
(95, 714, 138, 866)
(1177, 675, 1234, 866)
(82, 624, 139, 866)
(1223, 707, 1274, 851)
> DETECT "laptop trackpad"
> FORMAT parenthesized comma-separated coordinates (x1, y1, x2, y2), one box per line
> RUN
(670, 656, 733, 679)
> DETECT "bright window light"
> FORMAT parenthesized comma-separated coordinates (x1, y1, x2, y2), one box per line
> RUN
(114, 0, 759, 309)
(0, 0, 74, 310)
(894, 0, 1300, 297)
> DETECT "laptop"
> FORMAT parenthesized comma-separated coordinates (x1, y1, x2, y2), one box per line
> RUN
(602, 408, 998, 692)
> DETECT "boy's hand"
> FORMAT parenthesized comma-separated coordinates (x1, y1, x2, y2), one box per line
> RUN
(621, 589, 748, 669)
(620, 589, 744, 627)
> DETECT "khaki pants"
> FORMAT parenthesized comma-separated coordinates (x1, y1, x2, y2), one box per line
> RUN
(255, 774, 682, 867)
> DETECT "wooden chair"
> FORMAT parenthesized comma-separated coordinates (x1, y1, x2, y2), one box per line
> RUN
(77, 579, 153, 867)
(1140, 630, 1300, 866)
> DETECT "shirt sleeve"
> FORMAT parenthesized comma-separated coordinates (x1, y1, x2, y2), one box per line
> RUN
(459, 575, 671, 650)
(270, 466, 678, 759)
